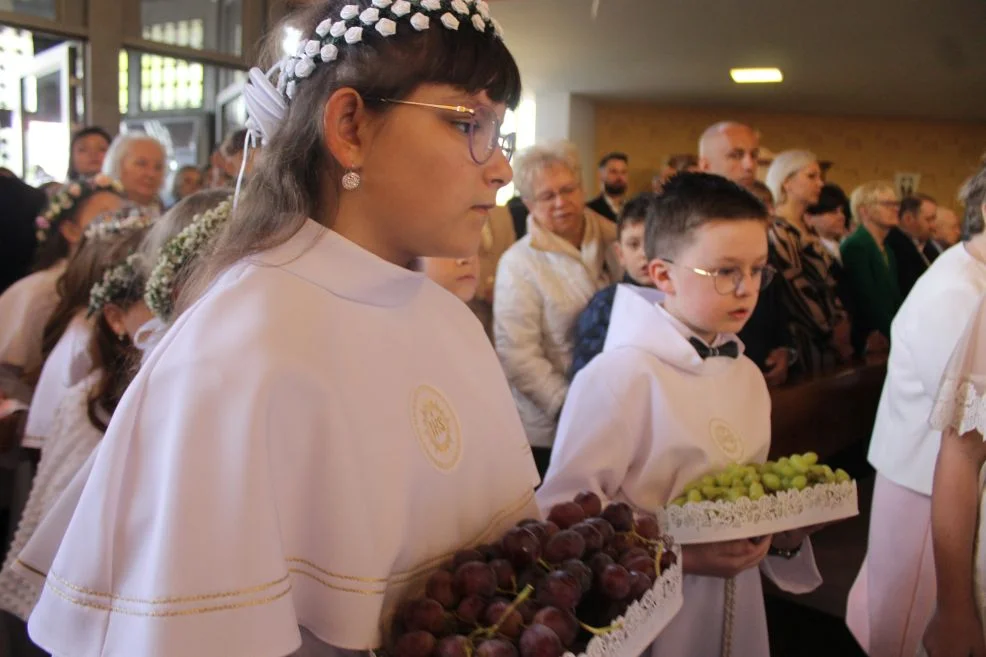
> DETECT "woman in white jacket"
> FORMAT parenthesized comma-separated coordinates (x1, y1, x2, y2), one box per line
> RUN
(493, 140, 620, 475)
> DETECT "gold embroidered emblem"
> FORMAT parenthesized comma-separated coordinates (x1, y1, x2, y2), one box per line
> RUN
(709, 419, 744, 461)
(411, 385, 462, 471)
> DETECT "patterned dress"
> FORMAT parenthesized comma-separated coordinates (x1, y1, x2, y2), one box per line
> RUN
(769, 217, 845, 373)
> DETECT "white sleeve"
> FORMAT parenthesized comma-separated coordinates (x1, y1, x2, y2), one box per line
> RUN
(907, 288, 982, 397)
(493, 252, 569, 418)
(536, 360, 636, 510)
(760, 538, 823, 594)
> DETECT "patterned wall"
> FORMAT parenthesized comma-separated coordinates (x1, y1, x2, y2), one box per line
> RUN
(594, 102, 986, 210)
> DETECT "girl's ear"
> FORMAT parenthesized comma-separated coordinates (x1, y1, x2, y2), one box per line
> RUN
(648, 259, 676, 296)
(59, 219, 83, 245)
(102, 304, 128, 339)
(321, 88, 372, 171)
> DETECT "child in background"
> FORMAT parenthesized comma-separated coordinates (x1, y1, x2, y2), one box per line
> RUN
(421, 255, 481, 303)
(538, 172, 823, 656)
(570, 193, 655, 379)
(0, 177, 124, 381)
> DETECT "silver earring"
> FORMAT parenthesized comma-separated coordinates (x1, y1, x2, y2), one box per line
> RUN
(342, 169, 361, 191)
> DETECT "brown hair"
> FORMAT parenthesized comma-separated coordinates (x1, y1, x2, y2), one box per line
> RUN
(176, 0, 521, 316)
(960, 160, 986, 241)
(36, 221, 149, 380)
(87, 311, 140, 432)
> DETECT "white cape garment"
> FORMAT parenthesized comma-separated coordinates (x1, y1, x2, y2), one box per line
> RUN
(19, 220, 541, 657)
(537, 285, 822, 657)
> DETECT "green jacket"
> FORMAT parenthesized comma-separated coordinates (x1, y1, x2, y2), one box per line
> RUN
(840, 225, 903, 352)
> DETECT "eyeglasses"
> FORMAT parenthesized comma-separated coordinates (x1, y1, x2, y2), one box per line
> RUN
(874, 200, 901, 210)
(663, 260, 776, 295)
(533, 183, 581, 205)
(373, 99, 516, 165)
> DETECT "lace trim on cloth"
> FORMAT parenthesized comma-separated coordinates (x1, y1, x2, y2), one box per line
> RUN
(929, 378, 986, 436)
(565, 539, 683, 657)
(659, 481, 859, 545)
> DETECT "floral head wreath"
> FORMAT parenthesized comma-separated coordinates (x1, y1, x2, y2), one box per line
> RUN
(88, 253, 145, 318)
(35, 174, 125, 243)
(83, 206, 155, 242)
(237, 0, 503, 200)
(144, 199, 234, 321)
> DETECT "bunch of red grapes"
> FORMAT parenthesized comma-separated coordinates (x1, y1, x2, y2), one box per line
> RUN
(391, 492, 676, 657)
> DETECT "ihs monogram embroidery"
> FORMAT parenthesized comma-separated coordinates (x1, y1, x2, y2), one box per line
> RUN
(709, 419, 745, 461)
(411, 385, 462, 471)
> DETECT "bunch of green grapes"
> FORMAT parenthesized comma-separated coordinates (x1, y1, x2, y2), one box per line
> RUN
(669, 453, 851, 506)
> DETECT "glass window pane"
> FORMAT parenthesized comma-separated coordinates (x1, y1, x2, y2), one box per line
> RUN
(7, 0, 56, 21)
(141, 0, 242, 56)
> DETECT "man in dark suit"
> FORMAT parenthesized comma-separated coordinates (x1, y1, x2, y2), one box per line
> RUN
(586, 152, 629, 223)
(0, 173, 46, 294)
(885, 194, 938, 298)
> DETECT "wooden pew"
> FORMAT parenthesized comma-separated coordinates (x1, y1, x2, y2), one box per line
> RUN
(768, 358, 887, 461)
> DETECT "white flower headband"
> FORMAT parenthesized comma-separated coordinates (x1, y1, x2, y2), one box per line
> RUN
(242, 0, 502, 144)
(88, 253, 143, 318)
(35, 174, 125, 243)
(144, 199, 233, 321)
(84, 206, 155, 241)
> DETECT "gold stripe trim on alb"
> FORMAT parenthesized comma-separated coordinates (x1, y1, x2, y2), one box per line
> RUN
(44, 571, 291, 605)
(14, 559, 46, 579)
(44, 579, 293, 618)
(288, 568, 387, 596)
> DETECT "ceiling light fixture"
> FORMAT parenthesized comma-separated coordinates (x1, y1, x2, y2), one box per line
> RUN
(730, 68, 783, 84)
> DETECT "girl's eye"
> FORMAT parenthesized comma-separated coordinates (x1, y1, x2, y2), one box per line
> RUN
(451, 120, 473, 136)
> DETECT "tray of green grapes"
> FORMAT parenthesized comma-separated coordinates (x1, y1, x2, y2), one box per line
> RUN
(657, 453, 859, 545)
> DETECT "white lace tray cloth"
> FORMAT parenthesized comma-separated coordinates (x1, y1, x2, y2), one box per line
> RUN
(565, 538, 683, 657)
(657, 481, 859, 545)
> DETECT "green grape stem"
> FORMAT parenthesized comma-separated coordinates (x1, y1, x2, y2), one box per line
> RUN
(537, 558, 553, 572)
(578, 619, 625, 636)
(469, 584, 535, 641)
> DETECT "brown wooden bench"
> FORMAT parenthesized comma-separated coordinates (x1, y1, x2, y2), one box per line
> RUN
(768, 358, 887, 461)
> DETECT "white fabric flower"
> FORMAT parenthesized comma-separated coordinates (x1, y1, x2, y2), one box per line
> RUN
(286, 80, 297, 99)
(410, 12, 430, 30)
(320, 43, 339, 62)
(294, 58, 316, 79)
(304, 39, 321, 57)
(440, 12, 460, 30)
(284, 57, 297, 78)
(391, 0, 411, 17)
(421, 0, 441, 10)
(295, 41, 307, 57)
(451, 0, 469, 15)
(492, 17, 503, 36)
(360, 7, 380, 24)
(372, 0, 392, 6)
(375, 18, 397, 37)
(315, 19, 333, 37)
(471, 14, 486, 31)
(330, 20, 347, 38)
(345, 26, 364, 44)
(476, 0, 490, 19)
(339, 4, 359, 20)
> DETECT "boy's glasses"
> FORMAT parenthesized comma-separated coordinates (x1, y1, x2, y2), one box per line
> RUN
(663, 260, 776, 295)
(373, 98, 516, 165)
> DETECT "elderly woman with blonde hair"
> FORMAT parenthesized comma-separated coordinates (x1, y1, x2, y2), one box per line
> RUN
(102, 133, 167, 216)
(493, 141, 620, 475)
(766, 149, 851, 372)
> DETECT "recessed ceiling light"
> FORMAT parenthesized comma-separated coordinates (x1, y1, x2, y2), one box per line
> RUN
(730, 68, 783, 84)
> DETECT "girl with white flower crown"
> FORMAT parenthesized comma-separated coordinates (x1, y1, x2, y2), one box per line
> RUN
(0, 177, 124, 384)
(0, 224, 150, 639)
(21, 208, 155, 453)
(19, 2, 538, 656)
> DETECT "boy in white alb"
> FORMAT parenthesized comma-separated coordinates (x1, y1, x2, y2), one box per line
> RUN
(538, 173, 822, 656)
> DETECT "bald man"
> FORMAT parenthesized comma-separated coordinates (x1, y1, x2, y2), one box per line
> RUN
(699, 121, 761, 189)
(697, 120, 793, 386)
(931, 206, 960, 253)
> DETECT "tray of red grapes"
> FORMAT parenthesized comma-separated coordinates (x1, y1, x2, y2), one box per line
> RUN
(658, 453, 859, 545)
(387, 492, 683, 657)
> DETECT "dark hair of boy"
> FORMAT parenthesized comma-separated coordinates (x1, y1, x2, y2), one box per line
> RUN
(598, 152, 628, 168)
(644, 171, 769, 262)
(898, 192, 936, 220)
(617, 192, 656, 238)
(666, 153, 698, 172)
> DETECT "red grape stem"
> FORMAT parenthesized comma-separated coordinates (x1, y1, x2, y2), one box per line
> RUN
(626, 530, 659, 548)
(577, 619, 625, 637)
(536, 559, 553, 572)
(468, 585, 535, 641)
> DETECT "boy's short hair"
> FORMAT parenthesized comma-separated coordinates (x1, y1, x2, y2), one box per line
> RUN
(899, 192, 937, 219)
(645, 172, 769, 261)
(618, 192, 656, 238)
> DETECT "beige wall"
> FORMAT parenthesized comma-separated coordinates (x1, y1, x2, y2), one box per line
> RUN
(594, 102, 986, 211)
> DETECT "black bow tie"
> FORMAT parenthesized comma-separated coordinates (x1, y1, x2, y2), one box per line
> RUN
(689, 337, 739, 359)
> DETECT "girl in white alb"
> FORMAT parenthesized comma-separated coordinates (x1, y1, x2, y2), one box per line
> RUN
(0, 176, 124, 380)
(16, 3, 540, 656)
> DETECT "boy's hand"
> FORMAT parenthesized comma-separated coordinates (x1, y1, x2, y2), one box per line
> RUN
(682, 536, 772, 578)
(763, 347, 789, 387)
(923, 607, 986, 657)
